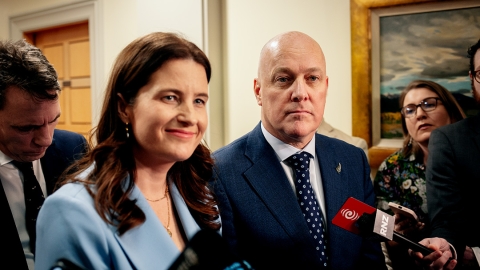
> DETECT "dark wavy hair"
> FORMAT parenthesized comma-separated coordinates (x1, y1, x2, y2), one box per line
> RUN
(0, 39, 60, 109)
(399, 80, 465, 160)
(60, 32, 219, 234)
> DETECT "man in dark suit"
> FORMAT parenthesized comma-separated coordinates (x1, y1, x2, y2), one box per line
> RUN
(212, 31, 386, 269)
(0, 39, 88, 270)
(417, 39, 480, 269)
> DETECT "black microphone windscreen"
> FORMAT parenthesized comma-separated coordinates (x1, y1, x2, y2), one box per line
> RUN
(168, 229, 253, 270)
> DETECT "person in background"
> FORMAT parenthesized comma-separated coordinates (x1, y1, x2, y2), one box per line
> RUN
(413, 39, 480, 269)
(373, 79, 465, 269)
(34, 32, 220, 270)
(212, 31, 386, 269)
(0, 39, 88, 270)
(317, 118, 369, 160)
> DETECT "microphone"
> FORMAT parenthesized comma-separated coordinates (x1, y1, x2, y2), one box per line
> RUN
(332, 197, 434, 256)
(168, 229, 254, 270)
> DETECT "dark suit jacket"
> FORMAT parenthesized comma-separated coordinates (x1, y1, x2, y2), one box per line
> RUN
(212, 123, 386, 270)
(0, 129, 87, 270)
(427, 113, 480, 260)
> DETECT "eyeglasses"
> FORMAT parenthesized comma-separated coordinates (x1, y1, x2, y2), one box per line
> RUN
(400, 97, 441, 118)
(473, 70, 480, 83)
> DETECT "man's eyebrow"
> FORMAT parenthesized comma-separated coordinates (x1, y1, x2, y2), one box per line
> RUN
(271, 67, 293, 75)
(12, 113, 61, 129)
(271, 67, 324, 75)
(196, 93, 209, 99)
(49, 113, 61, 124)
(304, 67, 323, 73)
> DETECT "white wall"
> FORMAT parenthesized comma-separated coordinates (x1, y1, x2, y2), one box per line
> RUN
(222, 0, 352, 144)
(101, 0, 206, 83)
(0, 0, 352, 148)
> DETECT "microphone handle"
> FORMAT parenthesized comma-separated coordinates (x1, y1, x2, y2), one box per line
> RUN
(392, 231, 434, 256)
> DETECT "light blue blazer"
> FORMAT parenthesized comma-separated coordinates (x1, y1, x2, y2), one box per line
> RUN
(35, 173, 202, 270)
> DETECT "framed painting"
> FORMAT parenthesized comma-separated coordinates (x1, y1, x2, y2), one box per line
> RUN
(351, 0, 480, 171)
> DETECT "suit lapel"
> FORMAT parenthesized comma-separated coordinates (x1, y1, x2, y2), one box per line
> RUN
(469, 113, 480, 154)
(0, 180, 29, 269)
(314, 134, 347, 224)
(169, 181, 202, 239)
(112, 180, 200, 269)
(40, 135, 63, 195)
(243, 125, 313, 242)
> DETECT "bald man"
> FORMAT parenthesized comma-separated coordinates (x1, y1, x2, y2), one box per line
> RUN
(212, 31, 386, 269)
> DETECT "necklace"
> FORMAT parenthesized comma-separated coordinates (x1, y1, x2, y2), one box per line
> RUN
(145, 186, 172, 237)
(145, 187, 168, 202)
(164, 191, 172, 237)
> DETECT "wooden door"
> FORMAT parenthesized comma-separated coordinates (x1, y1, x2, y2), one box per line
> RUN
(24, 21, 92, 137)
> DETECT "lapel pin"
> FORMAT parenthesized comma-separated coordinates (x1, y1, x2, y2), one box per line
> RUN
(336, 163, 341, 174)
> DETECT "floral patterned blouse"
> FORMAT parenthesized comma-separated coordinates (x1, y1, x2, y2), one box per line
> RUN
(373, 150, 428, 225)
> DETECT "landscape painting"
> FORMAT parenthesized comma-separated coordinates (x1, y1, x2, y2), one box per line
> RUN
(378, 4, 480, 139)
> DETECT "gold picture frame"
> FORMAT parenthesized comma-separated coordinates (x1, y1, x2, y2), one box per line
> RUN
(350, 0, 478, 170)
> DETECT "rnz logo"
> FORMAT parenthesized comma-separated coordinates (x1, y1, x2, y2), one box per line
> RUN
(380, 214, 389, 236)
(341, 209, 359, 220)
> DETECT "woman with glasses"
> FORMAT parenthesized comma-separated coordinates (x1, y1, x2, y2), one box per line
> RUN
(373, 79, 465, 269)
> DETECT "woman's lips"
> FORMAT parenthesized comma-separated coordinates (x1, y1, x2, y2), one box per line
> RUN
(418, 123, 432, 130)
(166, 129, 196, 138)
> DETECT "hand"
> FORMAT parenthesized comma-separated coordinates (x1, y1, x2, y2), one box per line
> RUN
(409, 237, 457, 270)
(462, 246, 480, 269)
(386, 214, 426, 249)
(394, 213, 425, 237)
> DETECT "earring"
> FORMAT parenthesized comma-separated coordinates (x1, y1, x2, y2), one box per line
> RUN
(125, 122, 130, 138)
(407, 137, 412, 147)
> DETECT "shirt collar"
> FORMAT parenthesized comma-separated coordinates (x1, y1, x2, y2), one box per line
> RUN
(0, 150, 13, 166)
(260, 122, 316, 162)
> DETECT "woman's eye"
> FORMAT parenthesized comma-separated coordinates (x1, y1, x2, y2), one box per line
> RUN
(423, 102, 435, 109)
(163, 95, 176, 101)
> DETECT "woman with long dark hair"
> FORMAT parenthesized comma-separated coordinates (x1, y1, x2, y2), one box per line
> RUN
(35, 32, 220, 270)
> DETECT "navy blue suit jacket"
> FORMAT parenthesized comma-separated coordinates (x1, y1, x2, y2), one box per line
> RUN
(0, 129, 87, 270)
(427, 113, 480, 259)
(212, 123, 386, 269)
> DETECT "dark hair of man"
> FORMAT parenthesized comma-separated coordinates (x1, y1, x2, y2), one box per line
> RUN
(468, 38, 480, 74)
(399, 80, 466, 160)
(60, 32, 219, 234)
(0, 39, 60, 109)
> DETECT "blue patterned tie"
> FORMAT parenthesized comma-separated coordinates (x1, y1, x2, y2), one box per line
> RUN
(287, 152, 328, 267)
(12, 161, 45, 254)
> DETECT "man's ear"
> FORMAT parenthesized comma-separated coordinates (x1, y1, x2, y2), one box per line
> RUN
(325, 75, 329, 95)
(117, 93, 130, 123)
(254, 78, 262, 106)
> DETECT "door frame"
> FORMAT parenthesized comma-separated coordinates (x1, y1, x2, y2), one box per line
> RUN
(9, 1, 104, 130)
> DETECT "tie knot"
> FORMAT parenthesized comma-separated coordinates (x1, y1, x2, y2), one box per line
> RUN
(287, 152, 313, 171)
(11, 160, 34, 172)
